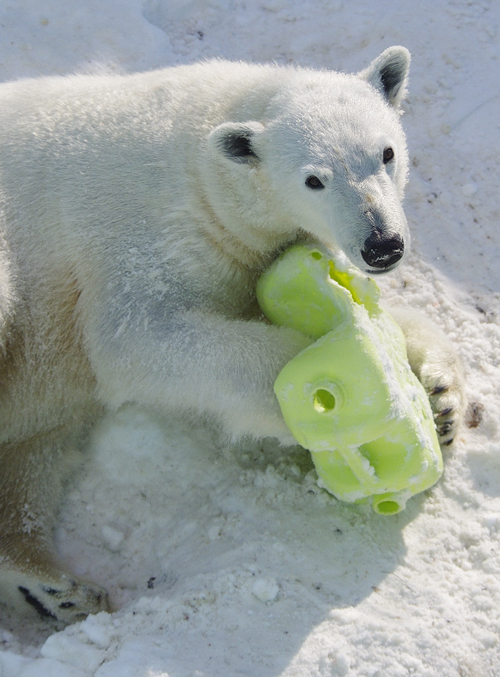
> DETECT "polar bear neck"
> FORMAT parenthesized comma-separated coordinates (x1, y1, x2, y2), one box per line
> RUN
(196, 187, 302, 274)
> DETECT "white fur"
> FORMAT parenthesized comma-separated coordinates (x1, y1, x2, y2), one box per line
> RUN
(0, 48, 464, 622)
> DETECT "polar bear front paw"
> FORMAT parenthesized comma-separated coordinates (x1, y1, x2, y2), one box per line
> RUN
(16, 574, 109, 623)
(419, 364, 465, 447)
(429, 384, 461, 446)
(387, 307, 466, 447)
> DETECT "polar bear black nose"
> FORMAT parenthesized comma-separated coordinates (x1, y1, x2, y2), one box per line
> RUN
(361, 232, 404, 270)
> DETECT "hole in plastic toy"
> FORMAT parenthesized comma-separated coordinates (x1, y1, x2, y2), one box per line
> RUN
(310, 251, 323, 260)
(374, 500, 401, 515)
(313, 388, 336, 413)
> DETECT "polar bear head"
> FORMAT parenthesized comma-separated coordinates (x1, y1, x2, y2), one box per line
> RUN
(207, 47, 411, 275)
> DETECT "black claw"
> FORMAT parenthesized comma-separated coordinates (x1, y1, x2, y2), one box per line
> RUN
(18, 586, 57, 619)
(443, 438, 454, 446)
(59, 601, 76, 609)
(43, 586, 61, 596)
(438, 421, 455, 436)
(436, 407, 453, 418)
(430, 385, 449, 396)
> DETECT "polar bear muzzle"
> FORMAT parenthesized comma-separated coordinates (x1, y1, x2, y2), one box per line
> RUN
(361, 231, 405, 271)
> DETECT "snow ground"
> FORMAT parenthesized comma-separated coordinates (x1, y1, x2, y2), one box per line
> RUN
(0, 0, 499, 675)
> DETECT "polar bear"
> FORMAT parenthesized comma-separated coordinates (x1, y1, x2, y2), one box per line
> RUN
(0, 47, 464, 623)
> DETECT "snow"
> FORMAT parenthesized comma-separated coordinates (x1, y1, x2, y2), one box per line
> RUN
(0, 0, 499, 675)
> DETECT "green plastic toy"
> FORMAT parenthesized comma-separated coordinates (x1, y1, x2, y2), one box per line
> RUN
(256, 244, 442, 515)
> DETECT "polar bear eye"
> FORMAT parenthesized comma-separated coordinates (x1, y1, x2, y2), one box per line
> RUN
(305, 175, 325, 190)
(383, 147, 395, 164)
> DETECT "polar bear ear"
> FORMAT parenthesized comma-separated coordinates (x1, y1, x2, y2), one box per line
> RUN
(359, 46, 411, 108)
(208, 122, 264, 164)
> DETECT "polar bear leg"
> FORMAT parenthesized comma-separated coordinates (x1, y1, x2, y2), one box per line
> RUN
(388, 307, 466, 446)
(0, 431, 109, 623)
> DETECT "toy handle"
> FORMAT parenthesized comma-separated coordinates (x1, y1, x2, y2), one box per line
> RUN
(335, 445, 379, 490)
